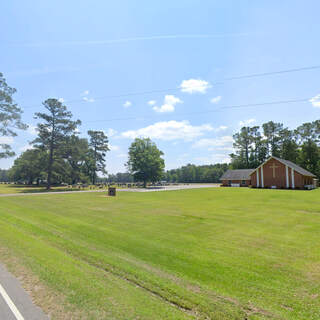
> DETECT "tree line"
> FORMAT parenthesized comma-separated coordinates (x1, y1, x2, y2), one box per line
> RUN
(230, 120, 320, 178)
(1, 71, 320, 186)
(10, 98, 109, 188)
(164, 163, 229, 183)
(1, 71, 167, 188)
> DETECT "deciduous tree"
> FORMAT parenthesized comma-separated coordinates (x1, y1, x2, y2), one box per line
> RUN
(9, 149, 46, 184)
(127, 138, 165, 187)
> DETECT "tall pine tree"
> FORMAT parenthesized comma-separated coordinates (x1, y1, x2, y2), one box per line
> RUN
(87, 130, 109, 184)
(33, 98, 81, 189)
(0, 72, 27, 158)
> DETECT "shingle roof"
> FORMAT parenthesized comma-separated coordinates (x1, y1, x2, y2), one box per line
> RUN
(272, 156, 316, 177)
(220, 169, 255, 181)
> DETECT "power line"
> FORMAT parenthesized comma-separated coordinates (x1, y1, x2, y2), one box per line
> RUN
(20, 64, 320, 110)
(84, 97, 310, 123)
(223, 65, 320, 81)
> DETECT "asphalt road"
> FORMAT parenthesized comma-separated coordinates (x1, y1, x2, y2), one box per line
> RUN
(0, 263, 48, 320)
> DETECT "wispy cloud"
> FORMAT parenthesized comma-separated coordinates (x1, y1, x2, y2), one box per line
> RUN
(81, 90, 95, 103)
(83, 97, 95, 103)
(148, 100, 156, 106)
(192, 136, 233, 149)
(81, 90, 90, 96)
(105, 128, 117, 137)
(310, 94, 320, 108)
(210, 96, 222, 104)
(6, 66, 82, 77)
(194, 153, 230, 164)
(214, 125, 228, 132)
(123, 101, 132, 108)
(13, 33, 254, 48)
(19, 144, 34, 152)
(117, 153, 127, 158)
(109, 144, 120, 151)
(239, 119, 256, 127)
(27, 124, 37, 135)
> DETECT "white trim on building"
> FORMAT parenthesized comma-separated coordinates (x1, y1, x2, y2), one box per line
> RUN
(285, 165, 289, 188)
(291, 168, 295, 189)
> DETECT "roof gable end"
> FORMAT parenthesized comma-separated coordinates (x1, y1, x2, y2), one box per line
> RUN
(250, 156, 316, 177)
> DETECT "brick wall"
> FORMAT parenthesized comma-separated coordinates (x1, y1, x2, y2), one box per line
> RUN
(221, 179, 250, 187)
(251, 158, 306, 189)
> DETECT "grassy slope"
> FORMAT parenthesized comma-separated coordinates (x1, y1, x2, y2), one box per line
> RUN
(0, 188, 319, 319)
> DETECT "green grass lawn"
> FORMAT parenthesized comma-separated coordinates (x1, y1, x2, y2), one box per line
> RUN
(0, 188, 319, 319)
(0, 184, 104, 194)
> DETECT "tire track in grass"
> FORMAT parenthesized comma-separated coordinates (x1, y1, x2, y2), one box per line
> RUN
(0, 221, 192, 320)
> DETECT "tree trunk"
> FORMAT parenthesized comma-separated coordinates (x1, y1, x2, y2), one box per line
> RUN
(143, 179, 146, 188)
(47, 143, 54, 190)
(93, 147, 97, 185)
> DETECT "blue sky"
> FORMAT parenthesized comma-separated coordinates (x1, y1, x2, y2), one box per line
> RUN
(1, 0, 320, 173)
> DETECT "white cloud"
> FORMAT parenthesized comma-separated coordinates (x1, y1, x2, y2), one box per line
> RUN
(192, 136, 233, 149)
(310, 94, 320, 108)
(83, 97, 95, 103)
(123, 100, 132, 108)
(121, 120, 213, 141)
(210, 96, 222, 104)
(214, 125, 228, 132)
(117, 153, 127, 158)
(180, 79, 211, 94)
(109, 144, 120, 151)
(27, 124, 37, 135)
(81, 90, 89, 96)
(153, 95, 182, 113)
(239, 119, 256, 127)
(0, 136, 14, 144)
(194, 153, 230, 164)
(105, 128, 117, 137)
(148, 100, 156, 106)
(58, 97, 65, 103)
(19, 144, 34, 152)
(215, 146, 234, 152)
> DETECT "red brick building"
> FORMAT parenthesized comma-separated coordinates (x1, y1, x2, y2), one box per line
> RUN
(250, 156, 316, 189)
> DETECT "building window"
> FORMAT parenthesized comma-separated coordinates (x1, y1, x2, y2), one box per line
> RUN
(241, 180, 246, 185)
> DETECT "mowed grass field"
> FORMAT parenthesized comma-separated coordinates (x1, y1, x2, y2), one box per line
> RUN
(0, 184, 98, 194)
(0, 188, 319, 319)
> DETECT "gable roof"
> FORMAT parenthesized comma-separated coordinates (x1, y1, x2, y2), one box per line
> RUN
(220, 169, 255, 181)
(250, 156, 316, 177)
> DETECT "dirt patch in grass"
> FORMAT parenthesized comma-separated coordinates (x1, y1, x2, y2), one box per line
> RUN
(305, 262, 320, 281)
